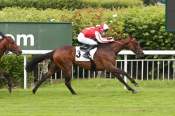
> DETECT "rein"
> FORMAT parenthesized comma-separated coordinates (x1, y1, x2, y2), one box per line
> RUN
(113, 40, 122, 44)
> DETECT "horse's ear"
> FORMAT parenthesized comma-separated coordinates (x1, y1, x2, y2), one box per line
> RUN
(128, 35, 136, 41)
(128, 35, 133, 41)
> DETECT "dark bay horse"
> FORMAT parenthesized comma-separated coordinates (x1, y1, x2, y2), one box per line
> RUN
(0, 32, 22, 93)
(26, 37, 144, 94)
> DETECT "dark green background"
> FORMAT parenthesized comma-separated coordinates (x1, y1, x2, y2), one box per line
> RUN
(0, 22, 72, 50)
(166, 0, 175, 32)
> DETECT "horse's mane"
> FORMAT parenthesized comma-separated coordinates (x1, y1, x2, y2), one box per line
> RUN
(98, 39, 123, 47)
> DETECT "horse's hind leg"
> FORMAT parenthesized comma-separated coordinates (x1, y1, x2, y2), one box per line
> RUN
(32, 63, 57, 94)
(62, 64, 77, 95)
(64, 74, 77, 95)
(32, 73, 48, 94)
(33, 67, 39, 85)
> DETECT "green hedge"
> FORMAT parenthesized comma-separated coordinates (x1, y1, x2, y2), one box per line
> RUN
(0, 55, 24, 87)
(0, 6, 174, 50)
(122, 6, 175, 50)
(0, 0, 143, 10)
(0, 0, 84, 10)
(80, 0, 143, 9)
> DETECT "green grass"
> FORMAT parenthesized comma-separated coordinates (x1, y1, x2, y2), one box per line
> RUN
(0, 78, 175, 116)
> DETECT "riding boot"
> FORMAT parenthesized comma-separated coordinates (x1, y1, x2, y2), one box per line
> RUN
(83, 45, 97, 59)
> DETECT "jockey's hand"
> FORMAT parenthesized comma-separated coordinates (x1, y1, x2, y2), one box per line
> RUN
(107, 37, 114, 41)
(107, 37, 113, 40)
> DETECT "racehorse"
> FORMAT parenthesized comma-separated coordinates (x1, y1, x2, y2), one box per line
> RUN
(26, 36, 144, 94)
(0, 32, 22, 93)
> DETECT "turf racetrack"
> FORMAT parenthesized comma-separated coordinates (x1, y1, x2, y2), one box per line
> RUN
(0, 78, 175, 116)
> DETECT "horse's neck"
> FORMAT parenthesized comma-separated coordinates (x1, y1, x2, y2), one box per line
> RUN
(111, 39, 129, 54)
(0, 39, 3, 43)
(0, 40, 7, 57)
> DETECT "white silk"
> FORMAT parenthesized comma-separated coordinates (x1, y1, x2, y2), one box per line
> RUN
(95, 32, 114, 43)
(77, 33, 97, 45)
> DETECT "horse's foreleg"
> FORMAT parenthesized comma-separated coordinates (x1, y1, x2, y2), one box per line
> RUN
(115, 68, 139, 87)
(110, 67, 138, 94)
(116, 75, 138, 94)
(3, 72, 13, 93)
(32, 63, 56, 94)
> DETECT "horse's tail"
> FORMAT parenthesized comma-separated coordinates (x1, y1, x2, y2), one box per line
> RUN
(26, 51, 54, 72)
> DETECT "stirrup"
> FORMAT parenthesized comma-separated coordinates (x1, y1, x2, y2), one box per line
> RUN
(83, 52, 90, 59)
(80, 45, 89, 52)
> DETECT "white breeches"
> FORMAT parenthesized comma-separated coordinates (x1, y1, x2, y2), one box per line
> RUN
(77, 33, 97, 45)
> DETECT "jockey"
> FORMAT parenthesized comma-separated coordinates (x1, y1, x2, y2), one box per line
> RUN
(77, 23, 114, 58)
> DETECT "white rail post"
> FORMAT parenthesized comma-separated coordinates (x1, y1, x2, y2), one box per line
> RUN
(124, 55, 127, 89)
(23, 55, 27, 89)
(124, 55, 128, 82)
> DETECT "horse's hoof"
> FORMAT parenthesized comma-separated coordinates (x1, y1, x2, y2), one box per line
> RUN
(32, 89, 36, 94)
(8, 88, 12, 94)
(134, 83, 139, 87)
(132, 90, 139, 94)
(72, 92, 77, 95)
(8, 90, 12, 94)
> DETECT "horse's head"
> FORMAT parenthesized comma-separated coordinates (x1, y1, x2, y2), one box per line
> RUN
(1, 35, 22, 55)
(126, 37, 144, 58)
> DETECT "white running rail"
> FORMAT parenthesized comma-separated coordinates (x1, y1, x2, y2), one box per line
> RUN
(23, 50, 175, 89)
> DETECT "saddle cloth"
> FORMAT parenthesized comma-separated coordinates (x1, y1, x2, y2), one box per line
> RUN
(75, 46, 97, 61)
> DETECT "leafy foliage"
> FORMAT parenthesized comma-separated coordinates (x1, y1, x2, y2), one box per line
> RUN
(0, 6, 173, 50)
(0, 0, 143, 10)
(0, 55, 24, 87)
(122, 6, 175, 50)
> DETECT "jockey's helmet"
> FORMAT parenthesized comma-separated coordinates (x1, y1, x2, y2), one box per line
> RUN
(102, 23, 109, 32)
(96, 23, 109, 32)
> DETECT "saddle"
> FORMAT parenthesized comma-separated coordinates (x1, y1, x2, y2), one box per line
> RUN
(79, 44, 90, 52)
(75, 45, 97, 61)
